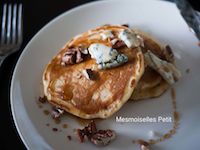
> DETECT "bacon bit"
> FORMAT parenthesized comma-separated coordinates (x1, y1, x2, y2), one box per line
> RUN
(38, 96, 47, 103)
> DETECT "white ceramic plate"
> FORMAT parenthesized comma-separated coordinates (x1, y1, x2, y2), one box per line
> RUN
(11, 0, 200, 149)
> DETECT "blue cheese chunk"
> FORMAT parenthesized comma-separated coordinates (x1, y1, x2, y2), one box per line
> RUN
(99, 54, 128, 69)
(88, 43, 118, 63)
(88, 43, 128, 69)
(118, 29, 140, 48)
(144, 50, 181, 84)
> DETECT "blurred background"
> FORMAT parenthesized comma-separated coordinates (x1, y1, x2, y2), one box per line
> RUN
(0, 0, 199, 149)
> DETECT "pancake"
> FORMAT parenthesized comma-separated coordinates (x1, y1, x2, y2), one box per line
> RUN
(130, 30, 170, 100)
(43, 25, 144, 119)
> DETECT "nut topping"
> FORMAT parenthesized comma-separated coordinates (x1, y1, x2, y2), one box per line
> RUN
(82, 69, 96, 80)
(77, 129, 85, 143)
(112, 39, 126, 49)
(162, 45, 174, 63)
(61, 47, 88, 65)
(76, 121, 116, 146)
(90, 129, 116, 146)
(77, 120, 97, 142)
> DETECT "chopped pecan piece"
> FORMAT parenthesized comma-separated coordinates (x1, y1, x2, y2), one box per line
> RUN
(137, 140, 150, 150)
(76, 121, 116, 146)
(61, 47, 88, 65)
(77, 120, 97, 142)
(90, 130, 116, 146)
(76, 50, 83, 63)
(84, 120, 98, 139)
(77, 129, 85, 143)
(162, 45, 174, 63)
(62, 49, 76, 65)
(82, 69, 97, 80)
(112, 39, 126, 49)
(67, 135, 72, 141)
(51, 107, 64, 119)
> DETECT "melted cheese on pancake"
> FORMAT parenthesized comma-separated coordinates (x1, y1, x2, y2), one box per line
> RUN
(43, 25, 144, 119)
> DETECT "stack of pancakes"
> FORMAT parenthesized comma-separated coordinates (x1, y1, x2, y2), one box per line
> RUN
(43, 25, 180, 119)
(130, 30, 170, 100)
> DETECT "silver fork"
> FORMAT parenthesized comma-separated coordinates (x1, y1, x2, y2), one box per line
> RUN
(0, 4, 23, 66)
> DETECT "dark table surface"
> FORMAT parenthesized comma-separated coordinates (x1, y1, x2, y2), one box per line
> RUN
(0, 0, 199, 149)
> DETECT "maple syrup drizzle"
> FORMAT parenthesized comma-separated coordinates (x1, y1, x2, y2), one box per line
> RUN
(134, 88, 180, 146)
(149, 88, 179, 145)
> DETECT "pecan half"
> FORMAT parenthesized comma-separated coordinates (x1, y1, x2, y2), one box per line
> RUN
(62, 47, 88, 65)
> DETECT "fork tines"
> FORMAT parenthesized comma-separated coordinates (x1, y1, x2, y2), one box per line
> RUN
(1, 3, 22, 45)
